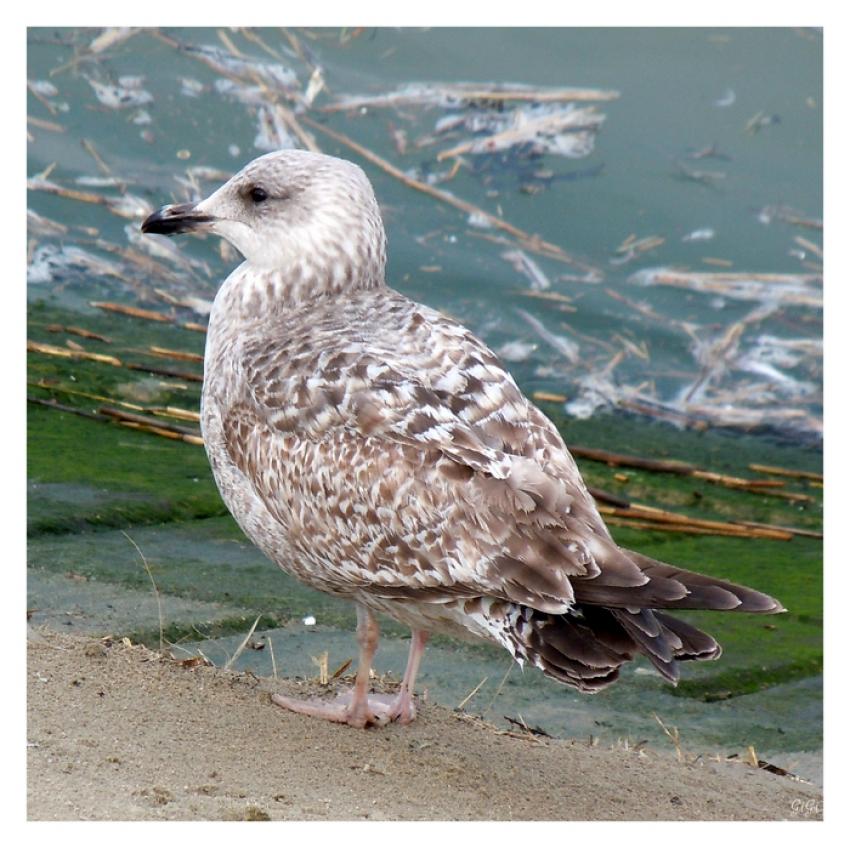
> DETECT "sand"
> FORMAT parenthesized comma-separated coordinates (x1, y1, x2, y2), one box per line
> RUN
(27, 628, 823, 821)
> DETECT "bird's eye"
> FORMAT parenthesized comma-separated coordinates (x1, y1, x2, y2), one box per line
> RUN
(248, 186, 268, 203)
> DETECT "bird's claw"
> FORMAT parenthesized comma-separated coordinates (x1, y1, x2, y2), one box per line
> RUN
(271, 689, 417, 728)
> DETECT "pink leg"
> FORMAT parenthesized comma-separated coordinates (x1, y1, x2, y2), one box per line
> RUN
(388, 630, 429, 724)
(272, 605, 387, 728)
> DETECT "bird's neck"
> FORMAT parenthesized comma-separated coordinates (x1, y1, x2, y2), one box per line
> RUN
(236, 258, 386, 312)
(209, 260, 385, 330)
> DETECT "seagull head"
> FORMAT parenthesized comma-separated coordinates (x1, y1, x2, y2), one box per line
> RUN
(142, 149, 388, 294)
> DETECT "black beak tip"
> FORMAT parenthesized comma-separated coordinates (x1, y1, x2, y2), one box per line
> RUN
(140, 210, 164, 234)
(141, 204, 213, 236)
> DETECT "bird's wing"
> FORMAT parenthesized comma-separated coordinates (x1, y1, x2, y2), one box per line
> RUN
(217, 295, 648, 610)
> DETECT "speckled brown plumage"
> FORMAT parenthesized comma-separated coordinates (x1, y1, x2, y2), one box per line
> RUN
(142, 150, 783, 725)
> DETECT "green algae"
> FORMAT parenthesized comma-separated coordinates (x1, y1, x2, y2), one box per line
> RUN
(27, 404, 225, 535)
(27, 303, 822, 731)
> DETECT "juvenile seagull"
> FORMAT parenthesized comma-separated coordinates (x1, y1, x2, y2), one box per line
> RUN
(142, 150, 782, 728)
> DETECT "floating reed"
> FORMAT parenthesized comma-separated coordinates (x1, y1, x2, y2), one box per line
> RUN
(320, 84, 621, 113)
(31, 380, 201, 426)
(436, 105, 603, 162)
(630, 268, 822, 309)
(532, 391, 568, 403)
(98, 405, 204, 445)
(587, 487, 631, 509)
(517, 290, 574, 304)
(27, 115, 65, 133)
(569, 443, 815, 502)
(29, 380, 144, 412)
(90, 301, 173, 323)
(568, 445, 694, 475)
(29, 337, 203, 384)
(149, 406, 201, 423)
(732, 520, 822, 540)
(126, 363, 202, 383)
(148, 345, 204, 363)
(597, 504, 793, 541)
(45, 324, 112, 343)
(28, 395, 110, 423)
(749, 463, 823, 482)
(27, 339, 122, 367)
(299, 115, 600, 275)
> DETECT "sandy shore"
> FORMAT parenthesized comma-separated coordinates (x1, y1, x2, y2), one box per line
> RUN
(27, 629, 822, 821)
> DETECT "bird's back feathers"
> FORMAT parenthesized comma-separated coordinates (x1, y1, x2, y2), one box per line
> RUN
(205, 278, 782, 692)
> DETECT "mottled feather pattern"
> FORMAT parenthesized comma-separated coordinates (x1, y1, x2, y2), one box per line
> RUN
(207, 287, 605, 614)
(184, 150, 783, 697)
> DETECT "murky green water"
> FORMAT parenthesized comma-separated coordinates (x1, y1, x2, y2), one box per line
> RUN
(27, 28, 822, 781)
(27, 26, 822, 439)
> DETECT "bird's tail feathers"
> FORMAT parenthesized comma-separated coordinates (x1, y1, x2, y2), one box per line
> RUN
(571, 547, 784, 614)
(473, 546, 782, 692)
(475, 600, 719, 692)
(621, 549, 785, 613)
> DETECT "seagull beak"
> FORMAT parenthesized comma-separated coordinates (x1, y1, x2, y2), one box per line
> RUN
(141, 202, 216, 236)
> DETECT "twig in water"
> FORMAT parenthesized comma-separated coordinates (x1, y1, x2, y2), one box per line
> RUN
(320, 84, 620, 112)
(217, 27, 245, 58)
(749, 463, 822, 482)
(27, 339, 122, 367)
(532, 391, 568, 404)
(239, 27, 284, 61)
(44, 324, 112, 343)
(28, 115, 65, 133)
(98, 406, 202, 439)
(29, 380, 143, 412)
(732, 520, 822, 540)
(148, 346, 204, 364)
(89, 301, 173, 323)
(125, 363, 203, 383)
(299, 115, 599, 275)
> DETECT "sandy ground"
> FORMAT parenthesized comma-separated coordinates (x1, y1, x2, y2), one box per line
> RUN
(27, 628, 823, 821)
